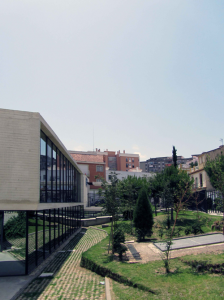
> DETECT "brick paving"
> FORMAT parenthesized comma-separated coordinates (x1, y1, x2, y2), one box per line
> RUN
(16, 228, 107, 300)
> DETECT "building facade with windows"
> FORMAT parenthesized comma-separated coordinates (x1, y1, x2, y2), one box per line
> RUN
(0, 108, 84, 276)
(103, 149, 140, 171)
(188, 146, 224, 191)
(142, 156, 192, 173)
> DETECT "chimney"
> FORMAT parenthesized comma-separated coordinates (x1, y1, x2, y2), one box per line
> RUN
(98, 149, 100, 152)
(123, 150, 125, 154)
(96, 148, 98, 152)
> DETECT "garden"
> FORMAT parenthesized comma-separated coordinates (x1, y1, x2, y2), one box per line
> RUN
(80, 151, 224, 299)
(81, 210, 224, 299)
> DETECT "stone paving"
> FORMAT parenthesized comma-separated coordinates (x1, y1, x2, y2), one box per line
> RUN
(16, 228, 107, 300)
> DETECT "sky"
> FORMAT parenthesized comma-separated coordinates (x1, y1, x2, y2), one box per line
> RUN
(1, 0, 224, 161)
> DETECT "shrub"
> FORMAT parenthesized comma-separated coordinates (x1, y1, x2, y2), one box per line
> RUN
(158, 228, 164, 239)
(191, 223, 203, 235)
(185, 226, 191, 235)
(115, 222, 132, 235)
(4, 211, 26, 239)
(113, 229, 127, 261)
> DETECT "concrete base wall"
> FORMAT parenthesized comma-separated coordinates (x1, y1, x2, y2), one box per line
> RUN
(81, 216, 111, 227)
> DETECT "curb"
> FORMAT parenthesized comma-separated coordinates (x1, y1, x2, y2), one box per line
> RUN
(105, 277, 111, 300)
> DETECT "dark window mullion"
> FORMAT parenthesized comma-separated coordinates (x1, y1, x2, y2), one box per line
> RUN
(51, 144, 53, 202)
(45, 137, 47, 202)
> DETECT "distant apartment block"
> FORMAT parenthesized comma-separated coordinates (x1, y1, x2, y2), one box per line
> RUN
(141, 156, 192, 173)
(104, 149, 140, 171)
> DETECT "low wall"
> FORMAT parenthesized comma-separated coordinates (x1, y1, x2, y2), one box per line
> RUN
(81, 216, 111, 227)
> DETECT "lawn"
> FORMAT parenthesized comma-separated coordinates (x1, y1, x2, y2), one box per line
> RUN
(83, 211, 224, 299)
(94, 210, 223, 242)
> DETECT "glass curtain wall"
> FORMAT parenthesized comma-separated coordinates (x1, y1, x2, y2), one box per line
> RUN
(0, 211, 26, 276)
(40, 130, 81, 203)
(27, 206, 82, 274)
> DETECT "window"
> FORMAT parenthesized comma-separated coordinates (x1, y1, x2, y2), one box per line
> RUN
(126, 158, 128, 162)
(200, 173, 203, 187)
(132, 165, 134, 168)
(129, 158, 131, 162)
(108, 175, 112, 180)
(126, 163, 128, 167)
(40, 130, 80, 203)
(132, 158, 134, 162)
(96, 178, 101, 182)
(195, 177, 198, 188)
(96, 165, 103, 172)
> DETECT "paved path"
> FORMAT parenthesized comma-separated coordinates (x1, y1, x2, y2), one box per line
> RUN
(16, 228, 107, 300)
(154, 233, 224, 251)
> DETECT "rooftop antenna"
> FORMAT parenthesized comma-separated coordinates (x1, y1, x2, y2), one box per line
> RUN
(220, 138, 223, 146)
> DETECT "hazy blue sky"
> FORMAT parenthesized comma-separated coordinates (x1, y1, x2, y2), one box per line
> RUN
(1, 1, 224, 160)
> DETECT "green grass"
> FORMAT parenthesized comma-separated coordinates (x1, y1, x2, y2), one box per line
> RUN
(152, 210, 223, 240)
(94, 210, 223, 242)
(28, 218, 52, 234)
(83, 211, 224, 299)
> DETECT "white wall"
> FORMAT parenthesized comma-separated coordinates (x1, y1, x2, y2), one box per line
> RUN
(0, 109, 40, 210)
(106, 170, 155, 182)
(0, 108, 84, 210)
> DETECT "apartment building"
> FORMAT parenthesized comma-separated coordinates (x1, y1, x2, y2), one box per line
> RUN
(142, 156, 192, 173)
(188, 146, 224, 191)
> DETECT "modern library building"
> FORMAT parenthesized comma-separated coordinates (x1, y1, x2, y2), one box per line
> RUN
(0, 108, 84, 276)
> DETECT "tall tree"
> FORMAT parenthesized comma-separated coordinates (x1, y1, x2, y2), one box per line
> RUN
(133, 187, 153, 241)
(204, 153, 224, 234)
(148, 173, 164, 216)
(99, 172, 120, 254)
(163, 169, 194, 273)
(119, 176, 145, 234)
(172, 146, 177, 168)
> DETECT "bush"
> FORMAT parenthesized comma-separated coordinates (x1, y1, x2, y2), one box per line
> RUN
(4, 212, 26, 239)
(115, 222, 132, 235)
(113, 229, 127, 261)
(191, 223, 203, 235)
(185, 226, 191, 235)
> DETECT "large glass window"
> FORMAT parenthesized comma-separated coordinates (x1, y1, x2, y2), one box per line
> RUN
(40, 131, 80, 203)
(61, 153, 64, 202)
(52, 145, 57, 202)
(40, 132, 47, 202)
(57, 149, 61, 202)
(47, 139, 52, 202)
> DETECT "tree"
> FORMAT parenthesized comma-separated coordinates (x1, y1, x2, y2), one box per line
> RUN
(164, 170, 194, 273)
(204, 153, 224, 234)
(119, 176, 146, 234)
(148, 172, 164, 216)
(133, 187, 153, 241)
(172, 146, 177, 168)
(99, 172, 120, 254)
(162, 169, 194, 273)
